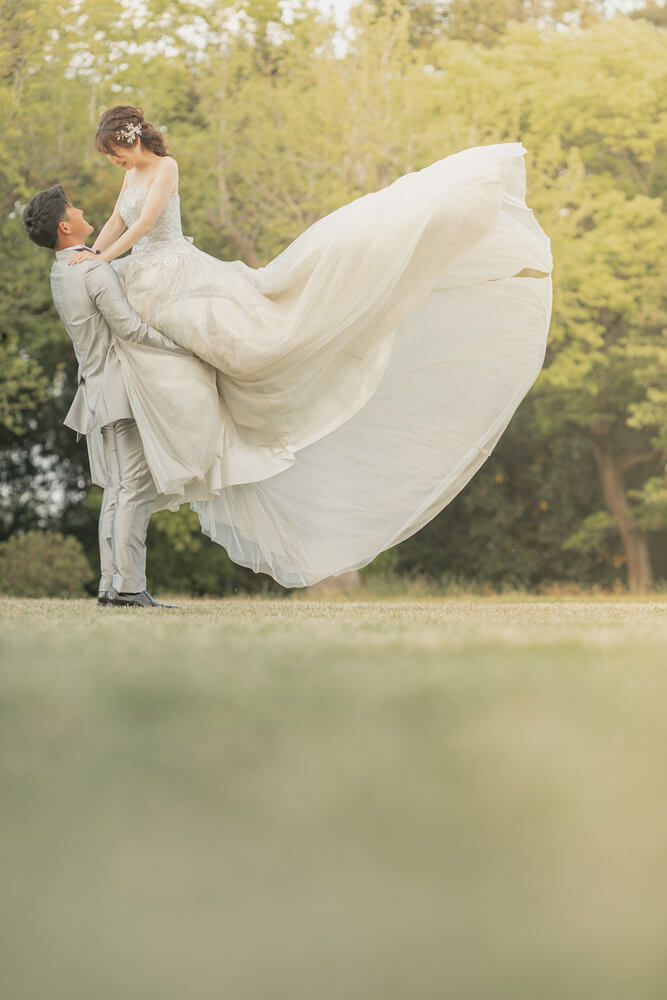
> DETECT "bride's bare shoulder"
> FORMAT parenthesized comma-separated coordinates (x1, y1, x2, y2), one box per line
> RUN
(160, 155, 179, 176)
(156, 155, 179, 191)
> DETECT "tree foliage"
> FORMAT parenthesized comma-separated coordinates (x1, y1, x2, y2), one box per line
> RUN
(0, 530, 93, 597)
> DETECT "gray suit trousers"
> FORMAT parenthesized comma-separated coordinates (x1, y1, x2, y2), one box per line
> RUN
(98, 419, 157, 594)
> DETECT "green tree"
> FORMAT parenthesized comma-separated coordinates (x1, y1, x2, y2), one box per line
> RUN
(0, 530, 93, 596)
(412, 17, 667, 589)
(521, 20, 667, 591)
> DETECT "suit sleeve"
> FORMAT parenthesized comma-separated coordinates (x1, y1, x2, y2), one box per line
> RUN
(83, 260, 189, 355)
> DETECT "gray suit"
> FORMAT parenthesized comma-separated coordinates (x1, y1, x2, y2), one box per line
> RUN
(51, 247, 187, 594)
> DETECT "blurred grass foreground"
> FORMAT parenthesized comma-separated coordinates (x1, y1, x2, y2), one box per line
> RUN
(2, 596, 667, 999)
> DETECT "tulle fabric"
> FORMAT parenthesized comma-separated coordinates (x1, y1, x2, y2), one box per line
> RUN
(113, 142, 552, 586)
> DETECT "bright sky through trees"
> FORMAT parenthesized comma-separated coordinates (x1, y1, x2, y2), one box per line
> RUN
(314, 0, 648, 23)
(315, 0, 354, 22)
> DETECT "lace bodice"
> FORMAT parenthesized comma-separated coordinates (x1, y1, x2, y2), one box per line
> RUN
(118, 185, 186, 258)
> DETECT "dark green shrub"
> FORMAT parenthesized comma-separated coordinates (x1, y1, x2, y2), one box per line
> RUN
(0, 531, 93, 598)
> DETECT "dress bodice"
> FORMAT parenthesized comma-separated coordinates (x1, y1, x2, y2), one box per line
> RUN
(118, 185, 185, 258)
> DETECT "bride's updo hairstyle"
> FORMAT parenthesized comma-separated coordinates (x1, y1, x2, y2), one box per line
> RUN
(95, 106, 168, 157)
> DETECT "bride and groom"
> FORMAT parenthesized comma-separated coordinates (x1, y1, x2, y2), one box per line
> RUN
(23, 104, 552, 606)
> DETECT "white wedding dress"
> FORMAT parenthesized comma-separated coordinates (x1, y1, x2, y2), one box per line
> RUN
(105, 143, 552, 587)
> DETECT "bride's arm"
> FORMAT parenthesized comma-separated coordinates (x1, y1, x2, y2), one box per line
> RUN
(98, 157, 179, 263)
(93, 216, 125, 253)
(91, 185, 128, 254)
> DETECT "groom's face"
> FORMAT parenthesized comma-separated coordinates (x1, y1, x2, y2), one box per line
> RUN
(59, 202, 94, 244)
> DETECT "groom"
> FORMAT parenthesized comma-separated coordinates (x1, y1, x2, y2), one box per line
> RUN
(23, 184, 187, 609)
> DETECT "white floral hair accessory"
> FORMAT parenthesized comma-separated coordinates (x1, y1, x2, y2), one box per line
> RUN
(113, 121, 143, 144)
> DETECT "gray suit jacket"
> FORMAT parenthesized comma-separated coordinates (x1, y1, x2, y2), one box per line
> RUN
(50, 248, 186, 434)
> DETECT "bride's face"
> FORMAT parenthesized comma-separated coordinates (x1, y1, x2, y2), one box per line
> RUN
(106, 141, 141, 171)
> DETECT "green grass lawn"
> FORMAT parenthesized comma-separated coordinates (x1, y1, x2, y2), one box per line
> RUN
(2, 597, 667, 999)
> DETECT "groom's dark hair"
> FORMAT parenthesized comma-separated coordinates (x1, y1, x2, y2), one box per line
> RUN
(23, 185, 70, 249)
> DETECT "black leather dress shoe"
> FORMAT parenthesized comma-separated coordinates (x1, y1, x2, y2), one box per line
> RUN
(97, 591, 111, 606)
(108, 589, 177, 608)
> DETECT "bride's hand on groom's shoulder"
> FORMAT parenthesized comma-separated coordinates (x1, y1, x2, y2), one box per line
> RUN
(68, 251, 94, 266)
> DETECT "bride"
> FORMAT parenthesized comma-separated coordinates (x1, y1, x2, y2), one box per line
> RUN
(72, 104, 552, 587)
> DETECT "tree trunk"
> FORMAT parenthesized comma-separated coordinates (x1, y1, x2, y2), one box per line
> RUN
(591, 439, 653, 592)
(215, 123, 261, 268)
